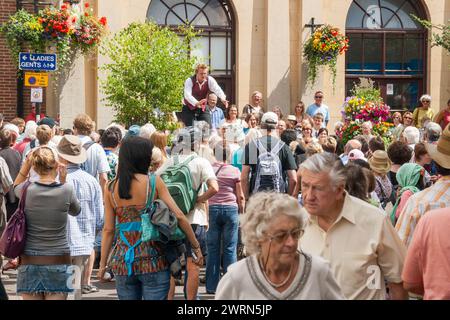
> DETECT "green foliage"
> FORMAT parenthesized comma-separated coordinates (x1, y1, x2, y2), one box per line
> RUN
(413, 15, 450, 53)
(350, 77, 382, 103)
(0, 10, 45, 68)
(100, 22, 199, 130)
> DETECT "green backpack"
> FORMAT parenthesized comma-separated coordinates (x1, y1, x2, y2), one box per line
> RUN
(160, 155, 201, 215)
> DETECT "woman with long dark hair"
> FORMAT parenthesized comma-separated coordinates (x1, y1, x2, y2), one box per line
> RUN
(98, 136, 203, 300)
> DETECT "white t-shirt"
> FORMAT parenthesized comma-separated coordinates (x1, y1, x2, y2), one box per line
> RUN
(78, 135, 110, 180)
(156, 153, 217, 226)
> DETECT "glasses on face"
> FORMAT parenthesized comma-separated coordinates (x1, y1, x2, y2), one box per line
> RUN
(315, 96, 323, 99)
(422, 100, 430, 103)
(267, 228, 304, 243)
(303, 128, 312, 131)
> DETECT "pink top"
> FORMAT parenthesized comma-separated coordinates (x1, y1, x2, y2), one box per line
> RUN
(208, 163, 240, 207)
(402, 208, 450, 299)
(440, 110, 450, 131)
(395, 190, 414, 219)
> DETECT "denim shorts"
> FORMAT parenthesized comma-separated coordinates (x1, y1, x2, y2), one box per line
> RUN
(184, 224, 208, 258)
(17, 264, 74, 294)
(115, 270, 170, 300)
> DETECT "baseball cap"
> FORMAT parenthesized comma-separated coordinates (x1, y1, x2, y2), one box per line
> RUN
(261, 112, 278, 125)
(348, 149, 367, 162)
(37, 117, 56, 128)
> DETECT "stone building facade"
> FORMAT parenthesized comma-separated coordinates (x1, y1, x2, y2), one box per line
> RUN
(1, 0, 450, 129)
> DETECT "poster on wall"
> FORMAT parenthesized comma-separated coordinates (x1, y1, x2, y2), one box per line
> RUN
(387, 84, 394, 95)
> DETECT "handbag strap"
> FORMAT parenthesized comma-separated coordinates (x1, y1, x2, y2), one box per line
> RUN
(215, 164, 225, 177)
(18, 181, 32, 212)
(145, 173, 156, 209)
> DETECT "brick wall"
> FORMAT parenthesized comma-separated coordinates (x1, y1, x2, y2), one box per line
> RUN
(0, 1, 47, 122)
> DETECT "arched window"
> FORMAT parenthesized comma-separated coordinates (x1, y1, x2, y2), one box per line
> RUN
(147, 0, 235, 103)
(345, 0, 428, 111)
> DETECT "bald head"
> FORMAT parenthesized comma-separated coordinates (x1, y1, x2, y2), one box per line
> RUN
(344, 139, 362, 155)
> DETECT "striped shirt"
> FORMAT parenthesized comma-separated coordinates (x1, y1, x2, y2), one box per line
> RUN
(66, 165, 105, 256)
(210, 106, 225, 130)
(395, 176, 450, 247)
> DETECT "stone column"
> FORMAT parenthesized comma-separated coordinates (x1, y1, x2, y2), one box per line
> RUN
(265, 0, 291, 116)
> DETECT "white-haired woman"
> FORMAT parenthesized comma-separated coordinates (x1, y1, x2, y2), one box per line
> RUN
(215, 192, 344, 300)
(14, 121, 38, 156)
(361, 121, 375, 143)
(413, 95, 434, 128)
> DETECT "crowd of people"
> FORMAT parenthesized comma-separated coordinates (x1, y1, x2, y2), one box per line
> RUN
(0, 63, 449, 301)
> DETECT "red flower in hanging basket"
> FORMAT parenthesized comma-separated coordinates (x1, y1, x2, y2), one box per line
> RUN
(85, 2, 90, 8)
(99, 17, 107, 26)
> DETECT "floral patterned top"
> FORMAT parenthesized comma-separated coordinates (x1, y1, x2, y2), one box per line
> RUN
(104, 149, 118, 181)
(108, 178, 168, 276)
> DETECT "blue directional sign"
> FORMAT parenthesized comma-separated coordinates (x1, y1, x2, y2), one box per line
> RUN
(19, 53, 57, 72)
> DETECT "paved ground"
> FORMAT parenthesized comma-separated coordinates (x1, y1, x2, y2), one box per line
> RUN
(1, 261, 214, 300)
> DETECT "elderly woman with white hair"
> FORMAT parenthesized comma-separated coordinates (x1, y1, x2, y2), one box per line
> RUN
(14, 121, 38, 156)
(413, 94, 434, 128)
(361, 121, 375, 143)
(215, 192, 344, 300)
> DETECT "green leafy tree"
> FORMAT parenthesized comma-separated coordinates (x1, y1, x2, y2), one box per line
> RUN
(100, 22, 199, 129)
(413, 15, 450, 53)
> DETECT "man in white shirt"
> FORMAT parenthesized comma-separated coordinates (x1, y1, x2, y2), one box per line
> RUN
(182, 64, 228, 127)
(299, 153, 408, 300)
(157, 126, 219, 300)
(242, 91, 265, 120)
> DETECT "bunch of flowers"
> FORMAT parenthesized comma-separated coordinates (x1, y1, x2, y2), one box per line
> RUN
(1, 2, 107, 72)
(340, 121, 361, 145)
(340, 78, 393, 146)
(354, 101, 390, 123)
(72, 3, 107, 54)
(303, 25, 349, 88)
(38, 7, 74, 40)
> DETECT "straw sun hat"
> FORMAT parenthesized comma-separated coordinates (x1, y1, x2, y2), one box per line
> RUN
(368, 150, 392, 175)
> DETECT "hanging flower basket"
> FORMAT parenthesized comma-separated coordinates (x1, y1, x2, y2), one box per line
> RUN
(303, 25, 348, 88)
(0, 2, 107, 75)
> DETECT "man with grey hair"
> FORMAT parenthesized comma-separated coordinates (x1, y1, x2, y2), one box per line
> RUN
(339, 139, 362, 165)
(299, 152, 407, 300)
(422, 122, 442, 143)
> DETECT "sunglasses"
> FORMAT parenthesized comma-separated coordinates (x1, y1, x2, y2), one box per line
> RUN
(315, 96, 324, 99)
(267, 228, 304, 243)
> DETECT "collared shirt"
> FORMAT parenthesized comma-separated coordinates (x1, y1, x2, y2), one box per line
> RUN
(306, 103, 330, 127)
(402, 208, 450, 300)
(395, 176, 450, 247)
(78, 135, 110, 179)
(66, 165, 104, 256)
(184, 76, 226, 107)
(210, 106, 225, 130)
(300, 193, 406, 300)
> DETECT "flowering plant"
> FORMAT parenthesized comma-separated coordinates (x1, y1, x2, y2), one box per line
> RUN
(303, 25, 348, 88)
(340, 78, 393, 146)
(1, 2, 107, 72)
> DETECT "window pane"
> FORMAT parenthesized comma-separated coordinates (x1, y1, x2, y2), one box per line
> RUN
(382, 8, 402, 28)
(346, 34, 363, 72)
(363, 34, 382, 73)
(146, 0, 170, 24)
(192, 12, 209, 26)
(167, 12, 184, 25)
(191, 37, 210, 64)
(228, 36, 231, 72)
(186, 3, 200, 23)
(172, 4, 187, 23)
(204, 1, 229, 27)
(385, 34, 403, 73)
(346, 2, 365, 28)
(404, 34, 423, 73)
(211, 37, 226, 70)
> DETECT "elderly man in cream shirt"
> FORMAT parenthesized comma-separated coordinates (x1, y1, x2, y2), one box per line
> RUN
(298, 153, 408, 300)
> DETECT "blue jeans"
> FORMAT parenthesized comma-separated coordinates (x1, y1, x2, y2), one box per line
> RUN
(206, 205, 239, 293)
(115, 270, 170, 300)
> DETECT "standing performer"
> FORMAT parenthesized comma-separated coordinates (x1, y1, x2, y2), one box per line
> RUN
(182, 64, 228, 127)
